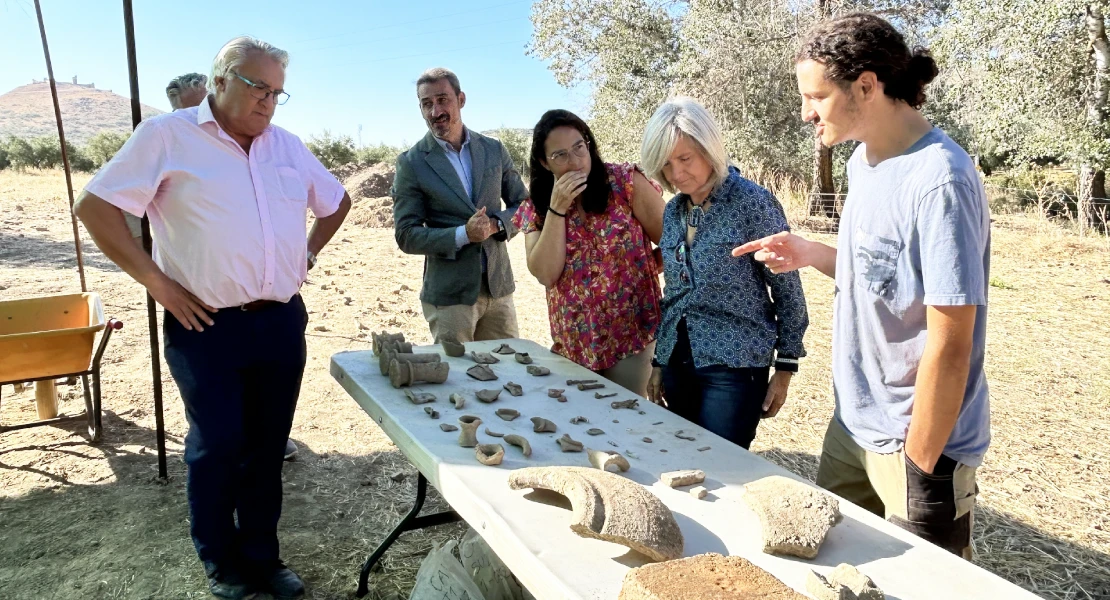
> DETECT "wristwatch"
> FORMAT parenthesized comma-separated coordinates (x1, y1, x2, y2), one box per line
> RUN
(307, 251, 318, 271)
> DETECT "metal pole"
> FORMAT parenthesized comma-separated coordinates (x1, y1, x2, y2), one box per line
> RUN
(122, 0, 168, 481)
(33, 0, 87, 293)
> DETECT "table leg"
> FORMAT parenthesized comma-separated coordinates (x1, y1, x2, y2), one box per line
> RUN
(356, 472, 462, 597)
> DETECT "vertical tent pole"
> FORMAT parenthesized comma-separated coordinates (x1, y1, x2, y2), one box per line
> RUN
(33, 0, 86, 293)
(121, 0, 168, 480)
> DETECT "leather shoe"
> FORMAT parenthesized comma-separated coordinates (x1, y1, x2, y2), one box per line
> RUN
(203, 561, 253, 600)
(259, 562, 305, 600)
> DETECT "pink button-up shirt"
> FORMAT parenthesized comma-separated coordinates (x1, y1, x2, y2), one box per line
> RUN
(85, 98, 344, 309)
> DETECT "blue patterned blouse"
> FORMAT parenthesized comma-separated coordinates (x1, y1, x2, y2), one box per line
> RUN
(655, 166, 808, 369)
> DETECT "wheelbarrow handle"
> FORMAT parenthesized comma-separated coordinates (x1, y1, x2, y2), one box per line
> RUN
(91, 318, 123, 369)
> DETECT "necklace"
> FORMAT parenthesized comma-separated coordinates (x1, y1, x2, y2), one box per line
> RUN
(686, 199, 705, 228)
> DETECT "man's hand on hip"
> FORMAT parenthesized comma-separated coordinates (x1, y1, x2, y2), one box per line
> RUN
(147, 272, 216, 332)
(466, 206, 498, 243)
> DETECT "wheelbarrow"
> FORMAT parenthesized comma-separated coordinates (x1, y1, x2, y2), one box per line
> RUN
(0, 292, 122, 442)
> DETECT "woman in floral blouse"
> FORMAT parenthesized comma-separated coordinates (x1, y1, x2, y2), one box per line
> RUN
(513, 109, 665, 396)
(640, 97, 809, 449)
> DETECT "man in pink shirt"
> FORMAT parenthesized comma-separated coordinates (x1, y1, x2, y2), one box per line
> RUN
(75, 36, 350, 600)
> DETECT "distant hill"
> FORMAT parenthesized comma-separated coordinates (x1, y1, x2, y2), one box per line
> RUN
(0, 79, 163, 145)
(481, 127, 533, 138)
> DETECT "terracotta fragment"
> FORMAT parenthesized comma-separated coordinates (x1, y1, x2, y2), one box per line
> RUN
(372, 331, 406, 355)
(690, 486, 708, 500)
(595, 392, 617, 399)
(457, 415, 482, 448)
(548, 389, 565, 398)
(557, 434, 584, 452)
(442, 340, 465, 357)
(526, 366, 551, 376)
(467, 365, 497, 381)
(403, 389, 436, 405)
(555, 395, 568, 403)
(495, 408, 520, 421)
(531, 417, 557, 433)
(449, 393, 466, 410)
(587, 449, 630, 473)
(569, 416, 589, 424)
(439, 423, 459, 432)
(504, 434, 532, 457)
(586, 428, 605, 436)
(611, 399, 639, 410)
(503, 381, 523, 397)
(806, 564, 885, 600)
(389, 360, 449, 388)
(674, 430, 696, 441)
(578, 383, 605, 391)
(378, 349, 441, 375)
(475, 444, 505, 466)
(380, 339, 414, 354)
(743, 475, 842, 559)
(492, 343, 516, 354)
(566, 379, 597, 385)
(508, 466, 684, 562)
(697, 446, 711, 452)
(618, 553, 806, 599)
(642, 437, 653, 444)
(515, 352, 533, 364)
(470, 351, 500, 364)
(484, 428, 505, 438)
(660, 469, 705, 488)
(424, 407, 439, 419)
(476, 388, 502, 403)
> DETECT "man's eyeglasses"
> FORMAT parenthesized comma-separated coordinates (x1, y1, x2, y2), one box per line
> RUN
(229, 71, 290, 105)
(548, 139, 590, 168)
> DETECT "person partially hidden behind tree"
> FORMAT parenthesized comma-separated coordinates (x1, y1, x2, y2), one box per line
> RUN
(736, 13, 992, 559)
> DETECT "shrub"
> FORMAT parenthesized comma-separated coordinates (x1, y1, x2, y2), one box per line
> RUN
(85, 131, 130, 168)
(6, 136, 35, 170)
(356, 143, 403, 167)
(306, 130, 357, 170)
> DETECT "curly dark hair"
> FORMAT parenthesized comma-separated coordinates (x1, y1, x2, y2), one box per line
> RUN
(528, 110, 610, 221)
(795, 13, 939, 109)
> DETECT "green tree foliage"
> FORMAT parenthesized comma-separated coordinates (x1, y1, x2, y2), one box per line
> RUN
(356, 142, 404, 167)
(490, 128, 533, 177)
(307, 130, 357, 169)
(6, 136, 36, 171)
(85, 131, 131, 169)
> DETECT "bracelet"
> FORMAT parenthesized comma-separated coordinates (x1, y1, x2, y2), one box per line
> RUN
(548, 206, 567, 218)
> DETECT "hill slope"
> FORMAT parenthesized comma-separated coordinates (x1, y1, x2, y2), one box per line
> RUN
(0, 80, 163, 145)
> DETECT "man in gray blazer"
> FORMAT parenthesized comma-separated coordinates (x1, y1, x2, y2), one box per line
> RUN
(393, 67, 528, 343)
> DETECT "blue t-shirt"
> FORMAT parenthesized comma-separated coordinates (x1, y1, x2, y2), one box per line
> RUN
(833, 127, 991, 467)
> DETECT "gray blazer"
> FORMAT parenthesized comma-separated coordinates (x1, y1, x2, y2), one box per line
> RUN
(392, 130, 528, 306)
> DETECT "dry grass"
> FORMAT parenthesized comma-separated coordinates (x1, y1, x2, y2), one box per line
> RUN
(1, 169, 1108, 599)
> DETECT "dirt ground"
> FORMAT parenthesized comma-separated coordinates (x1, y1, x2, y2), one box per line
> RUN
(1, 169, 1108, 600)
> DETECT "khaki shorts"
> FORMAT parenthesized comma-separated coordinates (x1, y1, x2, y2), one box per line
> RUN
(816, 418, 979, 559)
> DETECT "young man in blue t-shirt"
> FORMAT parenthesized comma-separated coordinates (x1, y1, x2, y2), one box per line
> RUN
(735, 13, 991, 559)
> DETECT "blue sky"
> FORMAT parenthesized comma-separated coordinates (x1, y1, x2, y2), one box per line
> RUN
(0, 0, 587, 146)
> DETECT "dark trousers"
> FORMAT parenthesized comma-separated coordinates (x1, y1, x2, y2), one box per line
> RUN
(163, 295, 308, 568)
(661, 321, 769, 449)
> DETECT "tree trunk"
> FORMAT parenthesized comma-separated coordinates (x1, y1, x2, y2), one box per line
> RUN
(1080, 5, 1110, 233)
(811, 136, 836, 217)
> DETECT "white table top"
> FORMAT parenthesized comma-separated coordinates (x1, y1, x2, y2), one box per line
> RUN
(331, 339, 1040, 600)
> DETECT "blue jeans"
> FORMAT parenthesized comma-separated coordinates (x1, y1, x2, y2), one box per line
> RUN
(164, 295, 308, 568)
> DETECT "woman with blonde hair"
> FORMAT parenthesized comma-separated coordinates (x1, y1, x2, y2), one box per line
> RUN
(639, 97, 809, 448)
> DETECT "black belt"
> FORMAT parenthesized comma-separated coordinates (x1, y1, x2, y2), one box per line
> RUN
(238, 294, 297, 311)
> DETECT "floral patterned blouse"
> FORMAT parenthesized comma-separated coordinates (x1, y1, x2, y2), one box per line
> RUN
(513, 163, 662, 371)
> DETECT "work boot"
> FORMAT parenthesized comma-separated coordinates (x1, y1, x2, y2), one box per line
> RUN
(203, 561, 253, 600)
(283, 439, 298, 461)
(258, 561, 305, 600)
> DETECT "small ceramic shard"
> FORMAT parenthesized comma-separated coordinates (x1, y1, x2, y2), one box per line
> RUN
(608, 440, 619, 447)
(619, 554, 806, 599)
(439, 423, 459, 432)
(690, 486, 708, 500)
(449, 393, 467, 409)
(403, 389, 436, 404)
(467, 365, 497, 381)
(457, 415, 482, 447)
(476, 388, 502, 403)
(484, 428, 505, 438)
(637, 410, 646, 415)
(424, 407, 439, 419)
(642, 437, 653, 444)
(555, 395, 568, 403)
(569, 416, 589, 424)
(586, 428, 605, 436)
(743, 475, 842, 559)
(492, 343, 516, 355)
(675, 430, 696, 441)
(503, 381, 523, 397)
(557, 434, 584, 452)
(470, 351, 500, 364)
(566, 379, 597, 385)
(527, 366, 551, 376)
(595, 392, 617, 399)
(504, 434, 532, 457)
(660, 449, 668, 453)
(390, 360, 450, 388)
(697, 446, 711, 452)
(495, 408, 520, 421)
(626, 450, 637, 458)
(475, 444, 505, 466)
(810, 564, 884, 600)
(578, 383, 605, 391)
(531, 417, 557, 433)
(515, 352, 533, 364)
(611, 399, 639, 410)
(652, 421, 664, 426)
(548, 389, 565, 398)
(613, 419, 619, 423)
(442, 340, 465, 357)
(588, 449, 630, 472)
(660, 469, 705, 488)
